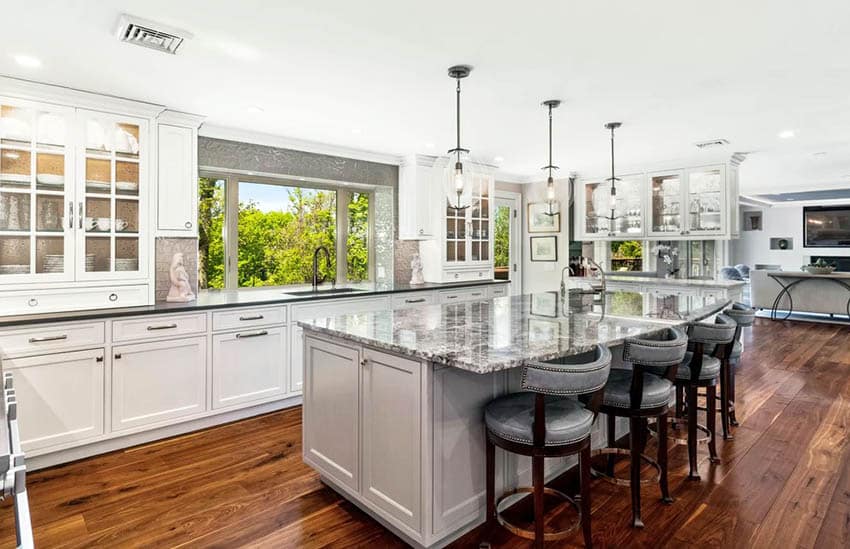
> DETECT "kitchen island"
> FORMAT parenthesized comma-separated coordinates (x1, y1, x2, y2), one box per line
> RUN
(299, 291, 730, 548)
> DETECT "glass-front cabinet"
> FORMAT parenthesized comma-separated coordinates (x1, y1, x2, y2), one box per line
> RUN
(0, 97, 148, 286)
(0, 100, 74, 283)
(685, 167, 724, 236)
(582, 174, 644, 239)
(445, 171, 491, 265)
(647, 166, 725, 238)
(648, 170, 684, 237)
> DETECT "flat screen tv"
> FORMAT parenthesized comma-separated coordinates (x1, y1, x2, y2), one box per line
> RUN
(804, 205, 850, 247)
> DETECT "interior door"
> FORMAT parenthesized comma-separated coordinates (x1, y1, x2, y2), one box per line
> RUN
(494, 193, 521, 295)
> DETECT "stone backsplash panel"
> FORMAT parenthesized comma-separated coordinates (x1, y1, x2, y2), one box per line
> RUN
(155, 237, 199, 302)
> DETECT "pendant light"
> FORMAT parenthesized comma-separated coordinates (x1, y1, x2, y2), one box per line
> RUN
(447, 65, 472, 211)
(590, 121, 623, 235)
(541, 99, 561, 216)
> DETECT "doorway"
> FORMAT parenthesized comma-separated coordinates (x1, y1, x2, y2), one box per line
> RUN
(494, 191, 522, 295)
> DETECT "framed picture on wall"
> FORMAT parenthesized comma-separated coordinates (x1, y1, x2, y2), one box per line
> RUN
(527, 202, 561, 233)
(530, 235, 558, 262)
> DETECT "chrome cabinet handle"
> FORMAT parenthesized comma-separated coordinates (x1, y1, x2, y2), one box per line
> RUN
(68, 201, 74, 229)
(446, 295, 458, 299)
(404, 298, 426, 304)
(471, 292, 483, 297)
(239, 314, 264, 321)
(185, 221, 192, 229)
(28, 335, 68, 343)
(78, 202, 83, 229)
(236, 330, 268, 339)
(147, 323, 177, 331)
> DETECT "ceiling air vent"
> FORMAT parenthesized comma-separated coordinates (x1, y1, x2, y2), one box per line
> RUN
(115, 14, 192, 55)
(694, 138, 730, 149)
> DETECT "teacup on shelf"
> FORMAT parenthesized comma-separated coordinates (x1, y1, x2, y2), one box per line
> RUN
(84, 217, 97, 231)
(114, 219, 129, 232)
(96, 217, 111, 232)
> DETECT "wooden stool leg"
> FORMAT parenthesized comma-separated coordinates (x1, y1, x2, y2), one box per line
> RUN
(636, 417, 648, 455)
(606, 413, 616, 476)
(658, 411, 673, 504)
(580, 445, 593, 549)
(729, 362, 739, 426)
(674, 385, 684, 427)
(720, 360, 733, 440)
(486, 437, 495, 522)
(706, 385, 720, 464)
(533, 454, 545, 548)
(629, 417, 644, 528)
(686, 385, 701, 481)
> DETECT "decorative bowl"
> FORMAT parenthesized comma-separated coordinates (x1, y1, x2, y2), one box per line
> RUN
(803, 265, 835, 275)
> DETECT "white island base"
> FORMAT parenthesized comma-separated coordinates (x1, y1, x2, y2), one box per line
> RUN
(302, 333, 612, 548)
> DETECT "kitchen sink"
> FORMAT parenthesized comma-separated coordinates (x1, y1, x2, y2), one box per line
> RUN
(284, 287, 366, 297)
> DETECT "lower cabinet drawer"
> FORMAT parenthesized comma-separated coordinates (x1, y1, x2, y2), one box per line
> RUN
(438, 287, 489, 304)
(212, 326, 286, 409)
(489, 284, 509, 298)
(0, 322, 105, 357)
(0, 284, 148, 316)
(112, 313, 207, 343)
(112, 337, 207, 431)
(212, 306, 286, 332)
(391, 292, 436, 309)
(4, 348, 105, 453)
(442, 270, 491, 283)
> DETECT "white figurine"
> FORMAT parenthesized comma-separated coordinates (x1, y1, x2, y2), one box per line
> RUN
(166, 252, 196, 302)
(410, 253, 425, 285)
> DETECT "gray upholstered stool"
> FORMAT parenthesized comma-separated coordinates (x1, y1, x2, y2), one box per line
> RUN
(721, 302, 756, 427)
(673, 314, 737, 480)
(593, 327, 688, 529)
(485, 345, 612, 549)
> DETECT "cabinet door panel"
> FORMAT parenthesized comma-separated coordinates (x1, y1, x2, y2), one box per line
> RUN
(156, 124, 196, 233)
(112, 336, 206, 430)
(361, 348, 422, 531)
(4, 348, 104, 452)
(303, 336, 360, 491)
(212, 327, 285, 409)
(290, 324, 304, 393)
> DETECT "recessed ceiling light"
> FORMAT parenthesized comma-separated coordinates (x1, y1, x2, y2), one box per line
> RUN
(494, 156, 504, 163)
(245, 105, 264, 114)
(778, 129, 795, 139)
(424, 143, 435, 149)
(12, 54, 41, 68)
(812, 151, 827, 158)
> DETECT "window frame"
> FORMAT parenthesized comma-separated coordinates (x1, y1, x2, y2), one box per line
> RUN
(199, 170, 375, 291)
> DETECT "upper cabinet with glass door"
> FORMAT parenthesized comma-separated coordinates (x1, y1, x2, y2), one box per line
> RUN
(581, 174, 644, 239)
(648, 170, 684, 237)
(0, 99, 74, 284)
(685, 166, 724, 236)
(77, 110, 147, 280)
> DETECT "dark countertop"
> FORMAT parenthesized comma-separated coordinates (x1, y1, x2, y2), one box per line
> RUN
(0, 279, 509, 328)
(299, 290, 731, 374)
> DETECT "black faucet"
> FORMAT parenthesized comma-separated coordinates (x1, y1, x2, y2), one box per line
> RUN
(312, 246, 334, 291)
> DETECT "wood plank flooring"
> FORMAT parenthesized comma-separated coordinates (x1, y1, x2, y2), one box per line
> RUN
(3, 318, 850, 548)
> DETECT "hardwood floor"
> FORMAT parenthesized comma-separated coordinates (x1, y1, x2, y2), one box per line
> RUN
(3, 318, 850, 548)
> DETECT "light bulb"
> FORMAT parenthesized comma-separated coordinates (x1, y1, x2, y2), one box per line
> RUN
(454, 166, 464, 193)
(609, 190, 617, 210)
(547, 183, 556, 201)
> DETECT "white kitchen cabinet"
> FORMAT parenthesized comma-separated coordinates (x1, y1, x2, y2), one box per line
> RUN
(3, 348, 104, 452)
(111, 336, 207, 431)
(398, 154, 435, 239)
(212, 326, 286, 409)
(302, 335, 361, 492)
(155, 111, 204, 236)
(580, 173, 645, 240)
(361, 348, 422, 530)
(289, 295, 390, 394)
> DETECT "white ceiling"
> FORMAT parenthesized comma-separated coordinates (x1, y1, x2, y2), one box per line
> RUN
(2, 0, 850, 192)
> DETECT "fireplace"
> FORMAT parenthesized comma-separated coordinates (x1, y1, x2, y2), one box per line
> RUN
(810, 255, 850, 272)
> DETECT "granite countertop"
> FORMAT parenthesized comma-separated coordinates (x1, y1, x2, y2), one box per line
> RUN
(299, 290, 731, 374)
(0, 279, 509, 328)
(603, 275, 747, 288)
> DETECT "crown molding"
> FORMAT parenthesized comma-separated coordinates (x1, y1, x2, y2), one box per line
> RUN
(0, 75, 165, 118)
(199, 123, 403, 166)
(158, 109, 205, 128)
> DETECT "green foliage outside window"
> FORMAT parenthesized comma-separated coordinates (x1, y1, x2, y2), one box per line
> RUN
(198, 177, 225, 289)
(610, 240, 643, 271)
(494, 206, 510, 268)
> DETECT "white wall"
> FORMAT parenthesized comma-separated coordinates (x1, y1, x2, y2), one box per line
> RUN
(731, 205, 850, 270)
(521, 179, 571, 294)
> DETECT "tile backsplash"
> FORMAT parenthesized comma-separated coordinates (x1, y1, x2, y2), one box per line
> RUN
(155, 237, 199, 302)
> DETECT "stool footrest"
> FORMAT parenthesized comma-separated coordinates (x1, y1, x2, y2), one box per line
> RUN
(495, 487, 580, 542)
(590, 447, 661, 487)
(648, 418, 712, 446)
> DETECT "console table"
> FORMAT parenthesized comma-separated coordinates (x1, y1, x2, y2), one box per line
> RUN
(768, 271, 850, 320)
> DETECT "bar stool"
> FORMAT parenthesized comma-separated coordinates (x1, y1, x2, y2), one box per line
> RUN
(722, 302, 756, 427)
(485, 345, 612, 549)
(592, 327, 688, 529)
(673, 314, 737, 480)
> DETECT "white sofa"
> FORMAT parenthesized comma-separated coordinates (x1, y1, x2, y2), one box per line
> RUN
(750, 269, 850, 315)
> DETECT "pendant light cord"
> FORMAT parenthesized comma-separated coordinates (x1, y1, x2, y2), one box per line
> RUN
(456, 77, 461, 164)
(548, 103, 553, 181)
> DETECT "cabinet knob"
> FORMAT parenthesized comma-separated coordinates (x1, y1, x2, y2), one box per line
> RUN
(114, 353, 122, 359)
(109, 293, 118, 302)
(418, 228, 424, 235)
(360, 359, 368, 367)
(28, 298, 38, 307)
(185, 221, 193, 229)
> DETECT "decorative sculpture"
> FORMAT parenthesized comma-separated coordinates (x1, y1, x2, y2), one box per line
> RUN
(166, 252, 196, 302)
(410, 253, 425, 285)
